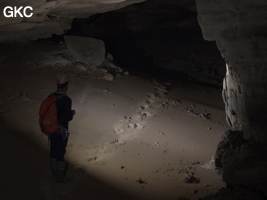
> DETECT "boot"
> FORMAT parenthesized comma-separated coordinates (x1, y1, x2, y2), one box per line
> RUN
(56, 161, 71, 183)
(50, 158, 57, 181)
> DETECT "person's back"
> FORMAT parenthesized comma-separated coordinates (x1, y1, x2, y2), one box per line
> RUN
(52, 92, 73, 129)
(48, 73, 75, 182)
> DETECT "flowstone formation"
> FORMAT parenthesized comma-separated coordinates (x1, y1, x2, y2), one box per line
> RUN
(196, 0, 267, 195)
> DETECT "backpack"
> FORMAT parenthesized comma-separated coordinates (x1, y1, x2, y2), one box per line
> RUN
(39, 94, 64, 134)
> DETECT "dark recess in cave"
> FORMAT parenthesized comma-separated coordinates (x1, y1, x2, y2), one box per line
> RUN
(63, 0, 225, 85)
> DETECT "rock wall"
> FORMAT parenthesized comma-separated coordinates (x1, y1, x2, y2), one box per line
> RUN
(0, 0, 145, 42)
(196, 0, 267, 194)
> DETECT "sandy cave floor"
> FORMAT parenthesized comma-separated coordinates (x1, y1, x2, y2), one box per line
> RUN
(0, 41, 228, 200)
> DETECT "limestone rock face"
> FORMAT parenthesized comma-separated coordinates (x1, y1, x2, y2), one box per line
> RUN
(196, 0, 267, 193)
(196, 0, 267, 142)
(215, 130, 267, 196)
(0, 0, 145, 42)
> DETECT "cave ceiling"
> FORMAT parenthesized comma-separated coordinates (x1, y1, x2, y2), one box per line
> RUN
(0, 0, 196, 42)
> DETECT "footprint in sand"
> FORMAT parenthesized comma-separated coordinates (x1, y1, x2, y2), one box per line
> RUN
(112, 82, 170, 136)
(82, 82, 173, 164)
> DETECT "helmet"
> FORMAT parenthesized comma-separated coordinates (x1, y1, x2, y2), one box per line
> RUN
(56, 73, 69, 85)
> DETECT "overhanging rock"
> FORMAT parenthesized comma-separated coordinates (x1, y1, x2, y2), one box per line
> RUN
(0, 0, 146, 42)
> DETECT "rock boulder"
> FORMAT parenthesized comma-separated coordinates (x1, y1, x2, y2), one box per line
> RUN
(64, 36, 105, 67)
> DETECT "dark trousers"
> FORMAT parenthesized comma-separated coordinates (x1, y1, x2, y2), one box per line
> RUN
(49, 131, 68, 161)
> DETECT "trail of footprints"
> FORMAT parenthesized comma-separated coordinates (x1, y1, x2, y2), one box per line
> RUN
(113, 80, 169, 144)
(84, 80, 170, 163)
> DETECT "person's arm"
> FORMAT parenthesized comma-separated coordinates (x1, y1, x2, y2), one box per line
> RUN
(65, 97, 74, 122)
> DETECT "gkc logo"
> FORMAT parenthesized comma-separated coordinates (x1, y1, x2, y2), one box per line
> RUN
(3, 6, 33, 18)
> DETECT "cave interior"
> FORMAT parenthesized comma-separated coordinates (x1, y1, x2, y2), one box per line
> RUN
(0, 0, 267, 199)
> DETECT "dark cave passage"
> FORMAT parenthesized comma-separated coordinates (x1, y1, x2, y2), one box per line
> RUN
(64, 1, 225, 84)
